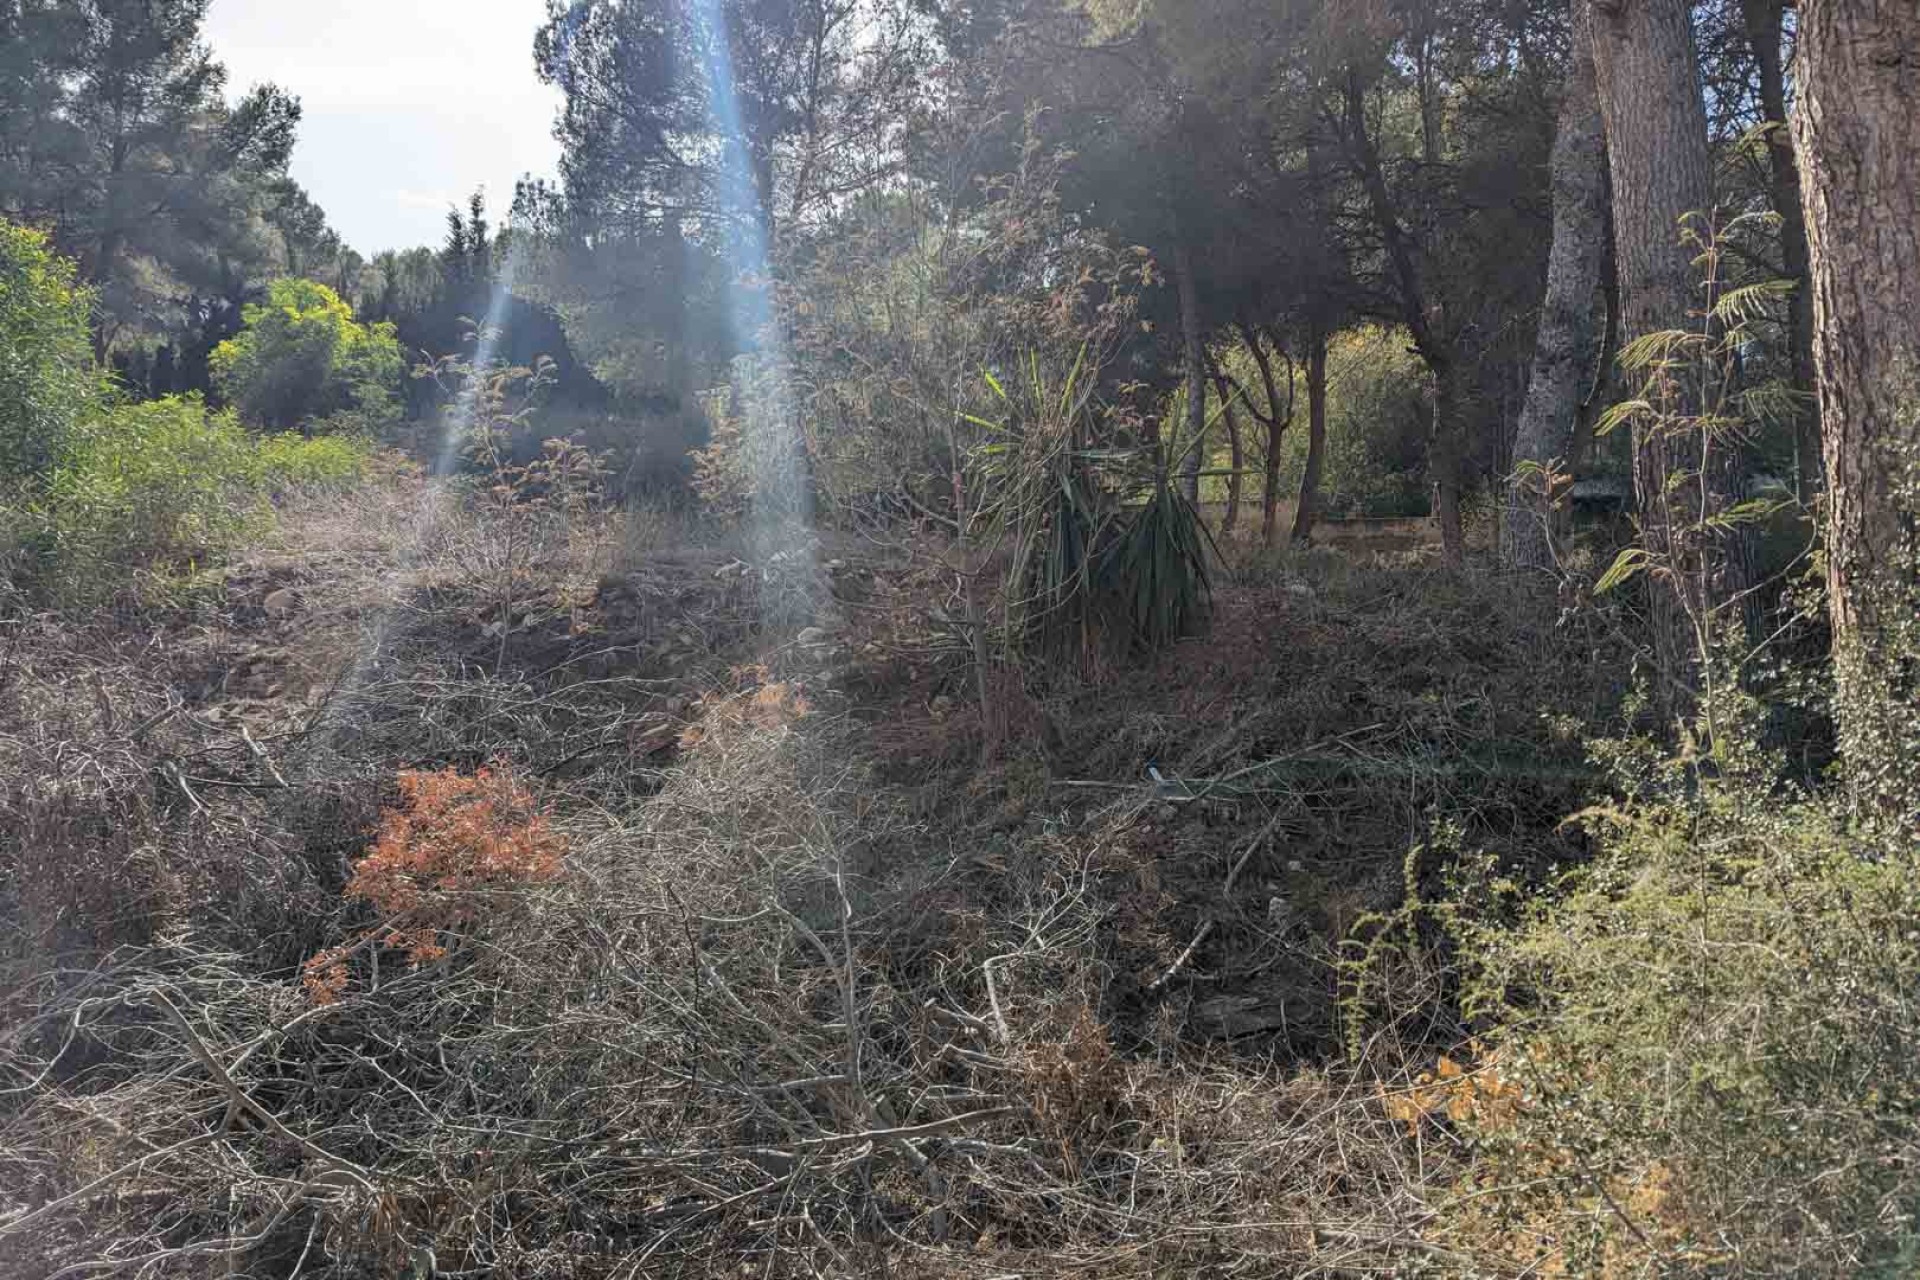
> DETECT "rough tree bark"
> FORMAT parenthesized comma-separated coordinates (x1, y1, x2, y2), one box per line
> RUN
(1172, 235, 1207, 503)
(1742, 0, 1819, 501)
(1793, 0, 1920, 828)
(1504, 6, 1607, 573)
(1291, 325, 1328, 547)
(1588, 0, 1716, 700)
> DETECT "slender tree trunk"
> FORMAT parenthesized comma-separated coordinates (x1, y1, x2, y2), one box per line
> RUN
(1742, 0, 1819, 500)
(1173, 236, 1207, 502)
(663, 207, 693, 394)
(1794, 0, 1920, 831)
(1222, 396, 1244, 535)
(1291, 324, 1328, 547)
(1414, 20, 1443, 166)
(1245, 323, 1294, 548)
(87, 222, 125, 361)
(1341, 66, 1464, 565)
(1209, 354, 1245, 535)
(752, 148, 779, 253)
(787, 0, 831, 232)
(1430, 361, 1465, 560)
(1505, 6, 1607, 573)
(1588, 0, 1715, 701)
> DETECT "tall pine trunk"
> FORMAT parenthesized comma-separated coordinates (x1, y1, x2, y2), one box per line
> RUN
(1291, 325, 1328, 547)
(1794, 0, 1920, 830)
(1504, 6, 1607, 573)
(1588, 0, 1715, 702)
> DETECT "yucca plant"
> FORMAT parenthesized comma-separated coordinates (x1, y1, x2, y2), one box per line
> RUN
(1104, 473, 1214, 652)
(965, 345, 1215, 668)
(969, 348, 1105, 665)
(1014, 460, 1113, 665)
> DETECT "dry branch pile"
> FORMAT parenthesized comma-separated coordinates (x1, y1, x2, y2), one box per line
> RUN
(1, 672, 1444, 1278)
(1, 489, 1615, 1278)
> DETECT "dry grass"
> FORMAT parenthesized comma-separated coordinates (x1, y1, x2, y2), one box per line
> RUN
(0, 685, 1453, 1278)
(0, 475, 1636, 1277)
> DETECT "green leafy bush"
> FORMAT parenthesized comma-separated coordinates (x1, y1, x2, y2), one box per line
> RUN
(46, 396, 263, 584)
(1440, 787, 1920, 1276)
(39, 395, 369, 602)
(0, 221, 99, 483)
(1, 231, 372, 604)
(253, 429, 372, 490)
(209, 277, 405, 432)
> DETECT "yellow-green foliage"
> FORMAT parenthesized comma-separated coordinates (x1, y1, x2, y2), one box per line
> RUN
(0, 221, 99, 483)
(1, 231, 373, 604)
(253, 429, 370, 489)
(210, 277, 404, 432)
(40, 395, 368, 602)
(1444, 789, 1920, 1276)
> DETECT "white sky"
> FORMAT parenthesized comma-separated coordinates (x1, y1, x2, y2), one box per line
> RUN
(205, 0, 563, 257)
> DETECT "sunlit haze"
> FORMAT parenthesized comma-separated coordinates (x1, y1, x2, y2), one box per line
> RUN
(206, 0, 561, 256)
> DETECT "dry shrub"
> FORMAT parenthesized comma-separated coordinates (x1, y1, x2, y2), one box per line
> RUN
(304, 764, 566, 1004)
(2, 466, 751, 1272)
(676, 664, 813, 750)
(357, 767, 565, 915)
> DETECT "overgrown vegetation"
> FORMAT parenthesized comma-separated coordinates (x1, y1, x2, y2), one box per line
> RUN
(4, 0, 1919, 1276)
(1, 222, 369, 605)
(0, 223, 94, 484)
(1452, 789, 1920, 1273)
(41, 395, 367, 603)
(209, 278, 404, 434)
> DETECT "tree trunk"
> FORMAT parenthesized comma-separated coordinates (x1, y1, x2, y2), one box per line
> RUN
(1173, 236, 1207, 502)
(1430, 361, 1465, 561)
(1291, 325, 1328, 547)
(1414, 18, 1443, 165)
(1222, 395, 1244, 535)
(1340, 66, 1464, 565)
(1209, 354, 1245, 535)
(1794, 0, 1920, 830)
(1742, 0, 1819, 501)
(1566, 206, 1622, 482)
(1588, 0, 1715, 701)
(87, 222, 125, 361)
(1504, 6, 1607, 573)
(1245, 323, 1294, 548)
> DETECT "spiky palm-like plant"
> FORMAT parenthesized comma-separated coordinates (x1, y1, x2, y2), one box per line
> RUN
(966, 346, 1214, 668)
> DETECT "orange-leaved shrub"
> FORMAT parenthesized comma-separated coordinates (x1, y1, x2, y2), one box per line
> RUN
(304, 765, 565, 1003)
